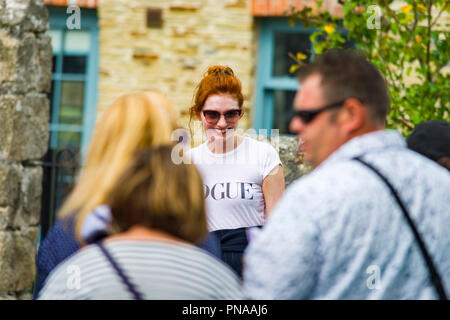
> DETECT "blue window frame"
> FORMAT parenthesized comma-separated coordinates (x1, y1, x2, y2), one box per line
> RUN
(47, 7, 99, 158)
(40, 6, 99, 239)
(254, 18, 315, 134)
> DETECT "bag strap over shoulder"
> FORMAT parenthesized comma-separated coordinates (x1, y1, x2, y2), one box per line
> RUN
(353, 156, 447, 300)
(96, 242, 144, 300)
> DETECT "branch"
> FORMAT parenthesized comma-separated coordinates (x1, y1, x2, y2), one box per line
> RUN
(397, 0, 420, 84)
(409, 1, 419, 42)
(432, 60, 449, 82)
(431, 1, 449, 27)
(398, 117, 415, 129)
(380, 0, 405, 30)
(288, 52, 308, 66)
(385, 65, 402, 94)
(377, 37, 401, 93)
(293, 12, 336, 26)
(426, 0, 433, 82)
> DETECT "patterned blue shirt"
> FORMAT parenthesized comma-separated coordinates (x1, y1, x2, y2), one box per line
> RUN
(243, 130, 450, 299)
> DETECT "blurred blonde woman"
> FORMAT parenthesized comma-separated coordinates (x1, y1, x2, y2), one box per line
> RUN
(39, 146, 243, 299)
(34, 91, 178, 298)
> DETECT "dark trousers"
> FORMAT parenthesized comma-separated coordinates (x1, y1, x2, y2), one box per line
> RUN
(211, 227, 249, 278)
(197, 232, 222, 260)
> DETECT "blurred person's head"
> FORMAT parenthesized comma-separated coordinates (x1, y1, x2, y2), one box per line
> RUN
(289, 49, 389, 168)
(189, 65, 244, 148)
(58, 91, 179, 241)
(407, 120, 450, 171)
(106, 146, 207, 243)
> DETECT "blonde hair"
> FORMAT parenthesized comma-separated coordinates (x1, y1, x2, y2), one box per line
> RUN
(58, 91, 178, 242)
(107, 146, 207, 243)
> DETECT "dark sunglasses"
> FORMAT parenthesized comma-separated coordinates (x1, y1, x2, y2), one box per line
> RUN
(292, 100, 346, 124)
(202, 109, 243, 124)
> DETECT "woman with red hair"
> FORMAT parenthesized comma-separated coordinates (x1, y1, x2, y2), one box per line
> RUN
(187, 66, 285, 277)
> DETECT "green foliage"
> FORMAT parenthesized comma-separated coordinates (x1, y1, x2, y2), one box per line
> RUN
(289, 0, 450, 135)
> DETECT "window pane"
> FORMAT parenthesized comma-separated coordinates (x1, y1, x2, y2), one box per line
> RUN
(48, 80, 55, 122)
(273, 90, 296, 134)
(273, 32, 312, 77)
(53, 146, 80, 216)
(63, 55, 87, 74)
(59, 81, 85, 125)
(64, 31, 90, 53)
(43, 131, 81, 234)
(57, 131, 82, 152)
(47, 29, 62, 53)
(52, 55, 57, 73)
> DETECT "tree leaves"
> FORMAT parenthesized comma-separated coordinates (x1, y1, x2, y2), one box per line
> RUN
(288, 0, 450, 135)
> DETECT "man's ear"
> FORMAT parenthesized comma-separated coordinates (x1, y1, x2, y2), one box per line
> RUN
(340, 98, 365, 134)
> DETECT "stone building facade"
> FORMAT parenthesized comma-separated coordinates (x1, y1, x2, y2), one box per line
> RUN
(97, 0, 255, 131)
(94, 0, 312, 180)
(96, 0, 340, 129)
(0, 0, 51, 299)
(95, 0, 325, 181)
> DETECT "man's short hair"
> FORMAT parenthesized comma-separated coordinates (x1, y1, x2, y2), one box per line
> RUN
(297, 49, 390, 124)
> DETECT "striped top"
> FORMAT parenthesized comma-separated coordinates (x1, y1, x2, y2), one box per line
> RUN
(38, 240, 243, 300)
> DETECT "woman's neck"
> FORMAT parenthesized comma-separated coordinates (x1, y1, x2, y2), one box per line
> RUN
(104, 225, 186, 244)
(207, 134, 244, 154)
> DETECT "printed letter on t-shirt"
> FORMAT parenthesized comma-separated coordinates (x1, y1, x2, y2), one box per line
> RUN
(241, 182, 254, 200)
(203, 184, 210, 199)
(211, 183, 225, 200)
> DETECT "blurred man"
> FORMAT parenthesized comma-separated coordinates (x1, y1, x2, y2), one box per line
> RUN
(243, 49, 450, 299)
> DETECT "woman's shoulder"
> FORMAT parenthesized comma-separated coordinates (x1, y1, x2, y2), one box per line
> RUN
(242, 136, 280, 156)
(244, 135, 273, 147)
(106, 240, 221, 264)
(174, 243, 242, 288)
(108, 240, 238, 277)
(52, 242, 103, 270)
(186, 142, 207, 156)
(37, 244, 110, 299)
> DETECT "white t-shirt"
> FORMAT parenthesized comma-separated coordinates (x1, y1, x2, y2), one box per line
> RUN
(187, 136, 282, 231)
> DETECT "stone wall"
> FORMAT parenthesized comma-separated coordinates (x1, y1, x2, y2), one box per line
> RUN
(277, 135, 311, 186)
(97, 0, 254, 130)
(0, 0, 51, 300)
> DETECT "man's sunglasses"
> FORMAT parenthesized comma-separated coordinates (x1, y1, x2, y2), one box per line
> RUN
(202, 109, 243, 124)
(292, 100, 346, 124)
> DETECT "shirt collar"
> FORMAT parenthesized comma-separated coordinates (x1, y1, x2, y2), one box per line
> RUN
(320, 130, 407, 167)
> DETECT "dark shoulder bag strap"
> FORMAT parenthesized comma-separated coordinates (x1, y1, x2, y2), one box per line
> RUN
(96, 242, 144, 300)
(353, 156, 448, 300)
